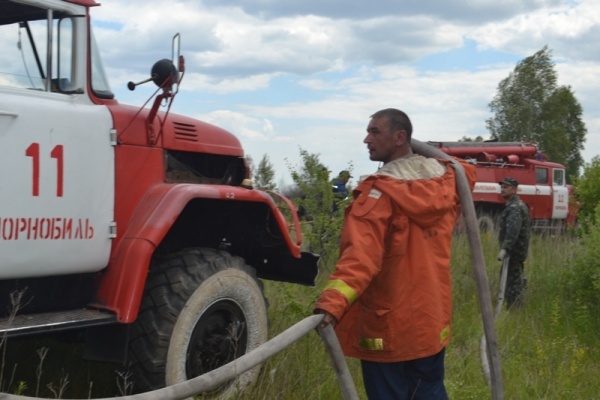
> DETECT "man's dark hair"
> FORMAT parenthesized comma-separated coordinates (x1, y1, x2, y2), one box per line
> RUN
(370, 108, 413, 141)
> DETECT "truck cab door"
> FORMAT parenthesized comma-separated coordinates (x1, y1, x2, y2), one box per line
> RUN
(551, 168, 568, 219)
(0, 9, 114, 279)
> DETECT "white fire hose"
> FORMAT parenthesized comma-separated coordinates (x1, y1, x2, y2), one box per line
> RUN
(0, 139, 503, 400)
(412, 139, 504, 400)
(480, 256, 509, 387)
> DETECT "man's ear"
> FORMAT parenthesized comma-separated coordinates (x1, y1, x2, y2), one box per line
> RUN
(396, 129, 407, 146)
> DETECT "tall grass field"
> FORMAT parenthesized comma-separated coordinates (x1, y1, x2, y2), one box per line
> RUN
(2, 231, 599, 399)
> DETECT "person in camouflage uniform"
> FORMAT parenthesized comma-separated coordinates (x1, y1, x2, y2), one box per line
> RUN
(497, 177, 531, 309)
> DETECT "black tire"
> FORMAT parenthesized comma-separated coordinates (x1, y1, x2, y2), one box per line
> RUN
(128, 247, 268, 397)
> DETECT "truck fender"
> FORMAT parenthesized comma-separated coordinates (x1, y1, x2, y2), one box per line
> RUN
(92, 183, 302, 322)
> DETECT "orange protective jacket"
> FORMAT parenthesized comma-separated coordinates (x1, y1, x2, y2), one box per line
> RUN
(315, 156, 476, 362)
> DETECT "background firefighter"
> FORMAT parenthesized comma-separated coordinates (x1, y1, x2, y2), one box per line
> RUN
(498, 177, 531, 309)
(497, 177, 531, 309)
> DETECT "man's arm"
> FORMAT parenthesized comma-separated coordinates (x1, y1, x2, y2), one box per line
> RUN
(500, 205, 523, 254)
(314, 183, 392, 324)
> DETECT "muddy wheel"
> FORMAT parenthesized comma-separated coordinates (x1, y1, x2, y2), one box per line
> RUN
(128, 247, 268, 397)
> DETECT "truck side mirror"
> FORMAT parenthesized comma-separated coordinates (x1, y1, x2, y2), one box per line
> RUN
(127, 58, 178, 91)
(150, 59, 179, 90)
(127, 33, 183, 92)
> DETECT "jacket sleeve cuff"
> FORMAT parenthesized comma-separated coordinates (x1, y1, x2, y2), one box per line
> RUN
(314, 287, 353, 321)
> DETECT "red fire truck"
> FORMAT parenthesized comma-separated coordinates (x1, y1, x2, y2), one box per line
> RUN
(0, 0, 318, 396)
(428, 141, 572, 232)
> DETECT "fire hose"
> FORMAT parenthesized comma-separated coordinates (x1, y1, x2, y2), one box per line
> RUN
(412, 139, 504, 400)
(0, 139, 503, 400)
(0, 315, 358, 400)
(480, 256, 509, 386)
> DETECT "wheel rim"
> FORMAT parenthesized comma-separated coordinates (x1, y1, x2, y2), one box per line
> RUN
(186, 299, 248, 380)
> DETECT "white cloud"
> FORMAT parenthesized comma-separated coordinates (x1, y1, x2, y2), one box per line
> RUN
(87, 0, 600, 183)
(203, 110, 271, 140)
(184, 57, 600, 183)
(469, 1, 600, 61)
(181, 72, 274, 93)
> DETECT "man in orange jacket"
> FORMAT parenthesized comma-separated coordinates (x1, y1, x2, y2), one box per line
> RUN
(315, 108, 475, 399)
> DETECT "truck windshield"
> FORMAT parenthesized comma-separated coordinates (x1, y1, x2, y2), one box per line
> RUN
(0, 17, 49, 90)
(0, 4, 81, 94)
(90, 28, 113, 98)
(536, 167, 548, 184)
(0, 2, 113, 98)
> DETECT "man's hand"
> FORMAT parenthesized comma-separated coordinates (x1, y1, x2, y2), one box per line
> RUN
(315, 309, 337, 328)
(497, 249, 507, 261)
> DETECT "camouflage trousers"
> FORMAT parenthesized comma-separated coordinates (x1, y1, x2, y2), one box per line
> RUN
(504, 258, 527, 309)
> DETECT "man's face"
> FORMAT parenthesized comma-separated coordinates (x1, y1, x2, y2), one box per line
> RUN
(500, 184, 517, 199)
(363, 116, 405, 163)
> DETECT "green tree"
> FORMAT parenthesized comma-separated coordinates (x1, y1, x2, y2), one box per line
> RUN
(458, 135, 484, 142)
(486, 46, 587, 180)
(542, 86, 586, 178)
(246, 154, 255, 178)
(573, 156, 600, 231)
(568, 202, 600, 319)
(286, 148, 349, 266)
(254, 154, 277, 191)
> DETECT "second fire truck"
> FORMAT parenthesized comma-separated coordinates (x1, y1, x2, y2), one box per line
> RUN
(428, 141, 572, 232)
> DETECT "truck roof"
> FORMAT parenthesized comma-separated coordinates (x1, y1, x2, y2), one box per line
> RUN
(1, 0, 97, 26)
(64, 0, 99, 6)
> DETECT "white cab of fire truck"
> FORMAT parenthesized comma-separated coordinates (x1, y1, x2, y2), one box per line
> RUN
(0, 0, 114, 278)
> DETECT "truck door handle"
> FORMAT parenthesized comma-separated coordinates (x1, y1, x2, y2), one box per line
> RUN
(0, 109, 19, 117)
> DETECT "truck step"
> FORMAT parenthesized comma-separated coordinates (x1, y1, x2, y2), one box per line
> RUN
(0, 308, 117, 338)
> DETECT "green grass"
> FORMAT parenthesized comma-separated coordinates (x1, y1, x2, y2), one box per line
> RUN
(447, 233, 599, 400)
(2, 232, 599, 399)
(242, 232, 600, 399)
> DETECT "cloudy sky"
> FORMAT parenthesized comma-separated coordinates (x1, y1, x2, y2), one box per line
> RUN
(90, 0, 600, 186)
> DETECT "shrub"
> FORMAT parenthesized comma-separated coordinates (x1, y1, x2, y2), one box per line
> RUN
(566, 203, 600, 328)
